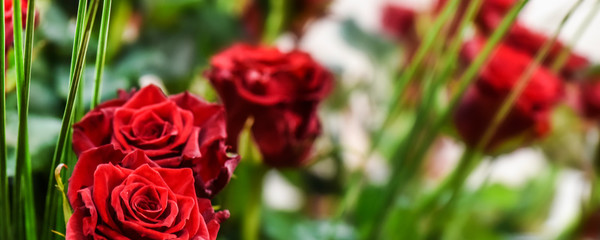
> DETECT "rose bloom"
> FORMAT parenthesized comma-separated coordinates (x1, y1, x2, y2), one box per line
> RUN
(206, 44, 333, 167)
(72, 85, 239, 198)
(453, 37, 563, 151)
(67, 146, 228, 240)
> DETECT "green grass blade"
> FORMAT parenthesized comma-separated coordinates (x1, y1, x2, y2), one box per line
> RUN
(18, 0, 39, 238)
(91, 0, 113, 109)
(41, 0, 101, 239)
(0, 0, 8, 238)
(370, 0, 460, 147)
(11, 0, 25, 238)
(40, 0, 86, 238)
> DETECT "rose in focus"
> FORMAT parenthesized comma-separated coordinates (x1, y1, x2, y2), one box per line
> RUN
(67, 147, 228, 240)
(72, 85, 239, 198)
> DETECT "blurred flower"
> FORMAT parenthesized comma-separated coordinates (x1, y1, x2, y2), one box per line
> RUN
(242, 0, 332, 41)
(454, 37, 562, 151)
(380, 3, 419, 59)
(72, 85, 239, 198)
(577, 207, 600, 240)
(206, 43, 333, 167)
(437, 0, 589, 79)
(578, 78, 600, 120)
(67, 149, 228, 240)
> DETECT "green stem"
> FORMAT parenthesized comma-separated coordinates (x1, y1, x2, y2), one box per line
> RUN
(397, 0, 530, 185)
(370, 0, 461, 149)
(91, 0, 113, 109)
(0, 0, 7, 238)
(262, 0, 286, 44)
(19, 0, 38, 238)
(12, 0, 38, 238)
(330, 1, 463, 232)
(41, 0, 100, 239)
(242, 165, 267, 240)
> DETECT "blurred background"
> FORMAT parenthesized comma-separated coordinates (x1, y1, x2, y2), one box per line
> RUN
(6, 0, 600, 239)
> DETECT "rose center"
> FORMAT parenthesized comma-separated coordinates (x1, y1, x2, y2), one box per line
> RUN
(138, 122, 170, 140)
(132, 195, 163, 218)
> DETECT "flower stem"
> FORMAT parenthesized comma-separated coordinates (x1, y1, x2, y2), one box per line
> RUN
(13, 0, 39, 238)
(91, 0, 113, 109)
(262, 0, 286, 44)
(243, 165, 267, 240)
(0, 0, 8, 238)
(41, 0, 100, 239)
(371, 0, 461, 149)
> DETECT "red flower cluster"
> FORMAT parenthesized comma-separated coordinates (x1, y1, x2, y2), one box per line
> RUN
(206, 44, 333, 167)
(454, 37, 563, 151)
(67, 85, 236, 239)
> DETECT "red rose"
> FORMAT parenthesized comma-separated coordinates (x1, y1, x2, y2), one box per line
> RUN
(67, 147, 228, 240)
(72, 85, 239, 198)
(454, 37, 562, 150)
(380, 4, 419, 60)
(381, 4, 417, 40)
(206, 44, 333, 167)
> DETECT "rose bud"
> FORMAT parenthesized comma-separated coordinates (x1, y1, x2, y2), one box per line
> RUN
(453, 37, 562, 151)
(67, 147, 228, 240)
(205, 43, 333, 168)
(72, 85, 239, 198)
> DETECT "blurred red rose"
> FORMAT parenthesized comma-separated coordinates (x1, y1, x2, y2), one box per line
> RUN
(454, 37, 562, 150)
(67, 148, 228, 240)
(72, 85, 239, 198)
(435, 0, 589, 79)
(381, 4, 418, 40)
(578, 78, 600, 119)
(206, 43, 333, 167)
